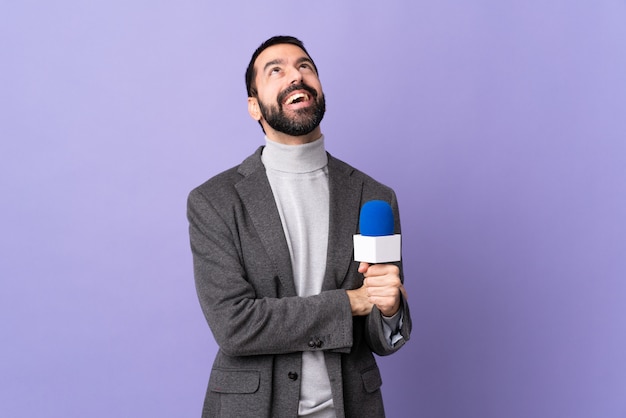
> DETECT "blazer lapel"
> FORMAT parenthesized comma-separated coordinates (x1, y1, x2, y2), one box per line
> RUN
(235, 149, 296, 296)
(323, 155, 363, 290)
(234, 149, 363, 294)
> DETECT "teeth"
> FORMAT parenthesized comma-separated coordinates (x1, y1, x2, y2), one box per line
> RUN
(286, 93, 308, 105)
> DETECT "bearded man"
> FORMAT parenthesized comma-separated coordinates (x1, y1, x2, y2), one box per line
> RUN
(187, 35, 411, 418)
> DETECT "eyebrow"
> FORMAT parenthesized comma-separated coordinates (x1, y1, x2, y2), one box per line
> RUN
(262, 56, 315, 73)
(263, 58, 284, 73)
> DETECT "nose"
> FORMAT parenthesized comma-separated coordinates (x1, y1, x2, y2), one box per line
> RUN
(287, 65, 303, 84)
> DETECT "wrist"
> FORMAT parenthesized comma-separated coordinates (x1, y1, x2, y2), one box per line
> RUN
(346, 289, 372, 316)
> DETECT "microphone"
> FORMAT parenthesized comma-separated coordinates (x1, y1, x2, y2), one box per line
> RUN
(353, 200, 402, 263)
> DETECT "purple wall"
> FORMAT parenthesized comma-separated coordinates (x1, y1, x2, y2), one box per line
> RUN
(2, 1, 625, 417)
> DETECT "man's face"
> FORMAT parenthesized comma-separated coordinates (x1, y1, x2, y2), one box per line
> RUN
(250, 43, 325, 138)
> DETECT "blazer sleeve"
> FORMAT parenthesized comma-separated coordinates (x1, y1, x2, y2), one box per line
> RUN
(187, 186, 354, 357)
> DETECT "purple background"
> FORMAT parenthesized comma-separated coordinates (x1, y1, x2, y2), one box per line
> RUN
(2, 1, 625, 417)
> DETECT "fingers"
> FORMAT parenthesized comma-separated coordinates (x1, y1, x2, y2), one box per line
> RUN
(368, 296, 401, 317)
(365, 285, 401, 317)
(360, 263, 399, 278)
(351, 263, 400, 317)
(360, 264, 401, 291)
(360, 263, 403, 316)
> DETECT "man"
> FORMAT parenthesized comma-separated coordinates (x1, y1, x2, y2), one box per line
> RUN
(187, 35, 411, 418)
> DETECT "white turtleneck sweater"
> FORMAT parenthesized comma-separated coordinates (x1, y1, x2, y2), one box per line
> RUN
(261, 136, 335, 418)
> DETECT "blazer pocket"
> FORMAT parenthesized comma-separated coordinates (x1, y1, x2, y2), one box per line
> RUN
(360, 365, 383, 393)
(209, 368, 260, 394)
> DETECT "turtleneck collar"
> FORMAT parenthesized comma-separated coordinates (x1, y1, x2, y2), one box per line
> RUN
(261, 135, 328, 173)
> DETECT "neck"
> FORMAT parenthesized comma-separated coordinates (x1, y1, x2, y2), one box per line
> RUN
(263, 125, 323, 145)
(262, 135, 327, 173)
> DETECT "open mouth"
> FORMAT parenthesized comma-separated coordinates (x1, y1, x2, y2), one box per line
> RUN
(284, 92, 310, 105)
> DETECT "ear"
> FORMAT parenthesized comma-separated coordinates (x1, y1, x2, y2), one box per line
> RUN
(248, 97, 262, 121)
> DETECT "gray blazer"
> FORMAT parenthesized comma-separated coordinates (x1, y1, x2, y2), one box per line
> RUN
(187, 147, 411, 418)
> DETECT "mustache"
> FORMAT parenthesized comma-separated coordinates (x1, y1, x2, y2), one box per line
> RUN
(277, 83, 318, 105)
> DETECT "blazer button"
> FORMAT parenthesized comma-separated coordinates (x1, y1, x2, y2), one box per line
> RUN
(316, 339, 323, 348)
(308, 340, 317, 348)
(288, 372, 298, 381)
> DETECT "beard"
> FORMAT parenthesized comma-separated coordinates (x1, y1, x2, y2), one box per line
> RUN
(257, 83, 326, 137)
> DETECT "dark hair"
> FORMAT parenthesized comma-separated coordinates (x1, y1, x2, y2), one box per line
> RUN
(245, 35, 318, 98)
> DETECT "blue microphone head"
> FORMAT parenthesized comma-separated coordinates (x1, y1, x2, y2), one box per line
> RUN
(359, 200, 394, 236)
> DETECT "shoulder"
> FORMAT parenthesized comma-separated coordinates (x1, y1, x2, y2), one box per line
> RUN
(328, 153, 396, 199)
(188, 146, 264, 202)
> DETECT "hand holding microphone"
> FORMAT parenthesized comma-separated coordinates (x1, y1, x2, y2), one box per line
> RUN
(358, 262, 405, 317)
(348, 200, 406, 317)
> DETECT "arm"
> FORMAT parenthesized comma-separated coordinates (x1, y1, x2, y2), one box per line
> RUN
(188, 187, 354, 357)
